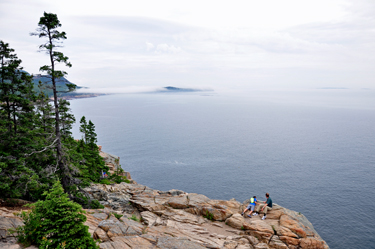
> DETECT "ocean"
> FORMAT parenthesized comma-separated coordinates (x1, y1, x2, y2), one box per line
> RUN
(70, 88, 375, 249)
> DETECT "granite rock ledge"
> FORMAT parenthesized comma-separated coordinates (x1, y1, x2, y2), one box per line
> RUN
(82, 182, 329, 249)
(0, 182, 329, 249)
(0, 148, 329, 249)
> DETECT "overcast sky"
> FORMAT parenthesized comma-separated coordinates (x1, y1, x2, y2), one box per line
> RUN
(1, 0, 374, 92)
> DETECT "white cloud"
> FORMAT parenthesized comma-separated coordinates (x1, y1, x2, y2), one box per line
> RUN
(1, 0, 375, 89)
(146, 42, 154, 51)
(155, 44, 182, 54)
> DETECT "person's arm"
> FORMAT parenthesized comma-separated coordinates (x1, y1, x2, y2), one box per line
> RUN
(261, 199, 269, 210)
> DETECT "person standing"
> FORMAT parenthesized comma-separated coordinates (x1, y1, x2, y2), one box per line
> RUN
(253, 193, 272, 220)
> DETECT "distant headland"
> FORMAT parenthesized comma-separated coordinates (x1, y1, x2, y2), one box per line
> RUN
(156, 86, 210, 93)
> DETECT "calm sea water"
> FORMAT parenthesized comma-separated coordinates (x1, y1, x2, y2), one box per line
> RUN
(70, 89, 375, 249)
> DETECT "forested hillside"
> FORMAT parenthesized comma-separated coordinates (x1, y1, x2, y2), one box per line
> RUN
(0, 13, 126, 208)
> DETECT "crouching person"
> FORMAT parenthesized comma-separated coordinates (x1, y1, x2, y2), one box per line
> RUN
(241, 196, 257, 218)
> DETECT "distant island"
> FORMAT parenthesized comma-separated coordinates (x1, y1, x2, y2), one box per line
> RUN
(32, 73, 106, 100)
(156, 86, 212, 93)
(31, 74, 212, 98)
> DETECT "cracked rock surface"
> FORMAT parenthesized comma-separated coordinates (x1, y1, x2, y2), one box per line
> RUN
(0, 182, 329, 249)
(83, 182, 329, 249)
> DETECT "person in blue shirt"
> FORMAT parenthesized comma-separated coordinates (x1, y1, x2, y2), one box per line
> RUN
(241, 196, 257, 218)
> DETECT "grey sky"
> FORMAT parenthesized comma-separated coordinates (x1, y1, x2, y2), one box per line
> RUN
(1, 0, 374, 92)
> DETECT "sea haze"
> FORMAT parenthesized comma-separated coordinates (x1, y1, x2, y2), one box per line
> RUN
(70, 89, 375, 249)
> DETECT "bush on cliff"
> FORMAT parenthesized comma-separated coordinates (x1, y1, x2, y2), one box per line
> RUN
(16, 181, 98, 249)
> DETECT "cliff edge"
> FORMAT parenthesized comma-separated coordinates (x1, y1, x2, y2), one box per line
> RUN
(81, 182, 329, 249)
(0, 151, 329, 249)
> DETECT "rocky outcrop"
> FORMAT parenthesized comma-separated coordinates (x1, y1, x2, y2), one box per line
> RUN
(0, 151, 328, 248)
(0, 183, 329, 248)
(98, 148, 135, 183)
(0, 207, 37, 249)
(80, 182, 329, 249)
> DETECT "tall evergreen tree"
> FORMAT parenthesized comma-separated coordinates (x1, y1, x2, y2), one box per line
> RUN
(79, 116, 88, 144)
(0, 41, 40, 198)
(78, 116, 108, 183)
(86, 120, 97, 148)
(31, 12, 76, 193)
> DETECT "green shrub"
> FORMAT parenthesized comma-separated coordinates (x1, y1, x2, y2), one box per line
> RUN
(90, 199, 104, 209)
(203, 211, 214, 221)
(129, 214, 139, 222)
(15, 181, 98, 249)
(100, 178, 111, 185)
(109, 172, 130, 184)
(113, 213, 123, 219)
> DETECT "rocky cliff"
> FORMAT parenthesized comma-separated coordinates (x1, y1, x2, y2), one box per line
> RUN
(0, 153, 329, 249)
(82, 183, 329, 249)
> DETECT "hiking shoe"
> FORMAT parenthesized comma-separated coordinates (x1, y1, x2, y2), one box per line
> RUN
(241, 213, 244, 216)
(253, 213, 258, 216)
(262, 215, 266, 220)
(247, 215, 252, 218)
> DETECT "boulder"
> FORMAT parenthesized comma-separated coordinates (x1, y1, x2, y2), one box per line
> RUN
(279, 215, 307, 238)
(279, 236, 300, 246)
(93, 227, 110, 242)
(243, 219, 274, 235)
(165, 196, 189, 209)
(0, 216, 24, 241)
(275, 226, 298, 238)
(268, 235, 288, 249)
(225, 214, 245, 230)
(299, 238, 327, 249)
(140, 211, 163, 227)
(98, 217, 143, 239)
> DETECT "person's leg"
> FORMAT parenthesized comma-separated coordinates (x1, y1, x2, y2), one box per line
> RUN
(242, 204, 251, 215)
(242, 208, 248, 215)
(262, 206, 272, 220)
(254, 204, 263, 215)
(264, 206, 268, 215)
(248, 205, 255, 217)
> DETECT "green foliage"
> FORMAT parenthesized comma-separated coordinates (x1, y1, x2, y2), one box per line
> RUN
(204, 211, 214, 221)
(109, 168, 130, 184)
(241, 226, 245, 230)
(15, 181, 98, 249)
(0, 14, 125, 209)
(0, 40, 42, 199)
(31, 12, 80, 197)
(112, 213, 123, 219)
(32, 12, 72, 79)
(100, 178, 112, 185)
(78, 116, 109, 184)
(129, 215, 139, 222)
(90, 200, 104, 209)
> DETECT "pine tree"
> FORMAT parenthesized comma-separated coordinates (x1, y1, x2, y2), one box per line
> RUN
(79, 116, 88, 144)
(0, 41, 40, 199)
(78, 116, 108, 183)
(31, 12, 76, 193)
(86, 120, 97, 149)
(59, 99, 75, 140)
(17, 181, 98, 249)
